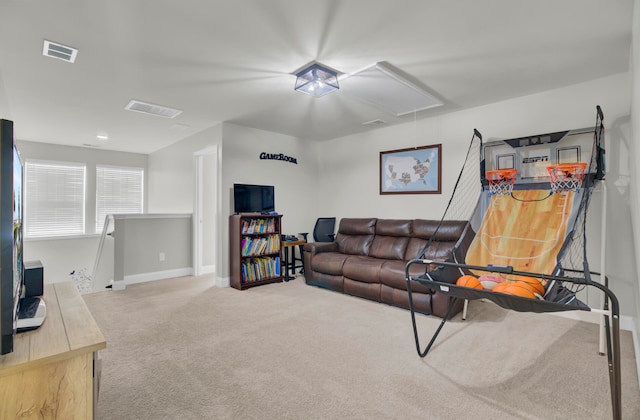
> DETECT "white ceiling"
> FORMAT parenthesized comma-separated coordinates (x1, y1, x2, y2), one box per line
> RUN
(0, 0, 633, 154)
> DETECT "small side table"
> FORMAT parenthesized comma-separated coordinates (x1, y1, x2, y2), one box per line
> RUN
(282, 239, 306, 281)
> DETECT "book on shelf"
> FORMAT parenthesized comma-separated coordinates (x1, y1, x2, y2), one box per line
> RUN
(241, 217, 277, 234)
(241, 234, 280, 256)
(241, 256, 281, 283)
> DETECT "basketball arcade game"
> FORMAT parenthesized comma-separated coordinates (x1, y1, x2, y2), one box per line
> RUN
(404, 107, 622, 419)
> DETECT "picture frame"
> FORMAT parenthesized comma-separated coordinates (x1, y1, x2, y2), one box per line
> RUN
(380, 144, 441, 194)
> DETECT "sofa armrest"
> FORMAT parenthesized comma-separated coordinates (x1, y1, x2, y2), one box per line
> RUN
(303, 241, 338, 256)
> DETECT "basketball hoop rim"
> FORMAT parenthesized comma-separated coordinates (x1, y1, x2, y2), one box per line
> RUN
(547, 162, 587, 193)
(546, 163, 587, 171)
(486, 168, 518, 181)
(546, 163, 588, 181)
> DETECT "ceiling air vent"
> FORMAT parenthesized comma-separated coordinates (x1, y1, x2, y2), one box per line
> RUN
(125, 100, 183, 119)
(42, 40, 78, 63)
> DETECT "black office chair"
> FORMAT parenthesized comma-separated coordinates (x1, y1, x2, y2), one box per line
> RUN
(296, 218, 336, 275)
(312, 217, 336, 242)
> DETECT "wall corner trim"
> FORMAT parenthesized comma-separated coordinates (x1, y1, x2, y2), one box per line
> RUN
(216, 276, 230, 288)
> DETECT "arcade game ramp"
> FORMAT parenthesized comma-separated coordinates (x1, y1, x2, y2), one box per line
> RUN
(465, 189, 577, 279)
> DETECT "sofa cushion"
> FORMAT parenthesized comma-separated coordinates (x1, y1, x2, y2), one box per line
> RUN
(369, 219, 411, 260)
(338, 218, 377, 235)
(405, 220, 469, 260)
(380, 284, 432, 314)
(432, 221, 468, 241)
(405, 237, 428, 261)
(336, 234, 374, 256)
(343, 256, 384, 284)
(405, 239, 459, 261)
(311, 252, 351, 276)
(375, 219, 412, 236)
(344, 278, 381, 302)
(334, 218, 376, 256)
(306, 273, 344, 292)
(379, 260, 435, 294)
(411, 220, 467, 240)
(369, 236, 409, 260)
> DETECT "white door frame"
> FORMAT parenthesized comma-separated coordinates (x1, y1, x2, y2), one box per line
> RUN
(193, 144, 221, 278)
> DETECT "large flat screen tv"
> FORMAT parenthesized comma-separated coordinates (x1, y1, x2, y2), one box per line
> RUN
(0, 119, 24, 355)
(233, 184, 275, 214)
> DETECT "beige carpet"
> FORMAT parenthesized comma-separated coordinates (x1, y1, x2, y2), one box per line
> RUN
(83, 275, 640, 420)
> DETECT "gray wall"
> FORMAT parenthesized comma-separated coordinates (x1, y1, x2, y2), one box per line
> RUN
(218, 123, 320, 282)
(112, 214, 192, 288)
(148, 124, 222, 275)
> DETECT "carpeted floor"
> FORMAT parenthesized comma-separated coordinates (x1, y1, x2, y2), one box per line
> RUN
(83, 275, 640, 420)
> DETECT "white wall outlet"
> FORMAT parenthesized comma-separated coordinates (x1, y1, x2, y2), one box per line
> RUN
(159, 252, 165, 262)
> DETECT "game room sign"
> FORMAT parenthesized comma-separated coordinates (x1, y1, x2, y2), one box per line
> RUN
(259, 152, 298, 164)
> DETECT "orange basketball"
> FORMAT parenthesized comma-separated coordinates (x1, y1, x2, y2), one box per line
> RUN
(492, 282, 510, 293)
(478, 274, 501, 290)
(515, 276, 545, 295)
(492, 281, 536, 299)
(456, 275, 483, 290)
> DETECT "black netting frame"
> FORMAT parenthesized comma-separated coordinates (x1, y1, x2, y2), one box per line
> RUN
(404, 107, 621, 419)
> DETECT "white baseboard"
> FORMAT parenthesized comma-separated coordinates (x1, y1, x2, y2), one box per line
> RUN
(112, 280, 126, 291)
(111, 267, 220, 289)
(116, 267, 194, 289)
(216, 276, 230, 288)
(620, 315, 635, 332)
(201, 265, 215, 275)
(548, 310, 634, 331)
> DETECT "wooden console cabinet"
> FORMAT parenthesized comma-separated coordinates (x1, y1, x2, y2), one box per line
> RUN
(0, 282, 106, 419)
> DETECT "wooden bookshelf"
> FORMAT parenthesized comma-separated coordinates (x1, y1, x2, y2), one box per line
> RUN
(229, 214, 283, 290)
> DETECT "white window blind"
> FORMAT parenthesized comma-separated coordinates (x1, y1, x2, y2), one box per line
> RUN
(25, 161, 86, 237)
(96, 165, 144, 232)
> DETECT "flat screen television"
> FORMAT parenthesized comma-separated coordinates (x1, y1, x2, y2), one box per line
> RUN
(233, 184, 275, 214)
(0, 119, 24, 355)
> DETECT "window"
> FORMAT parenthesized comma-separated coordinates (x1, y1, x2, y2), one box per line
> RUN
(96, 165, 144, 232)
(25, 161, 86, 237)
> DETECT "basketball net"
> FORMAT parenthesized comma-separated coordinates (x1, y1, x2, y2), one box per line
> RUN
(547, 163, 587, 194)
(486, 169, 517, 196)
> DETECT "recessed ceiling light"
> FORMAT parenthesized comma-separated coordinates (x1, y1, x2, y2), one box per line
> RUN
(96, 133, 109, 141)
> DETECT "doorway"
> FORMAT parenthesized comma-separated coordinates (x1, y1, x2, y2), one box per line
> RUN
(193, 145, 221, 282)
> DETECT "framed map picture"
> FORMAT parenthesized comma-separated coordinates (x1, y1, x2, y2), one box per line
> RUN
(380, 144, 441, 194)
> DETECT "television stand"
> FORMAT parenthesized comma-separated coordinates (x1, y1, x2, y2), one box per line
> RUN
(16, 296, 46, 332)
(0, 282, 106, 419)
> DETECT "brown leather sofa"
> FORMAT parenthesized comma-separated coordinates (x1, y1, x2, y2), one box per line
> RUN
(302, 218, 473, 318)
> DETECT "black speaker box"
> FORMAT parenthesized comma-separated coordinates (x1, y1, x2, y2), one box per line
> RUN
(24, 260, 44, 297)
